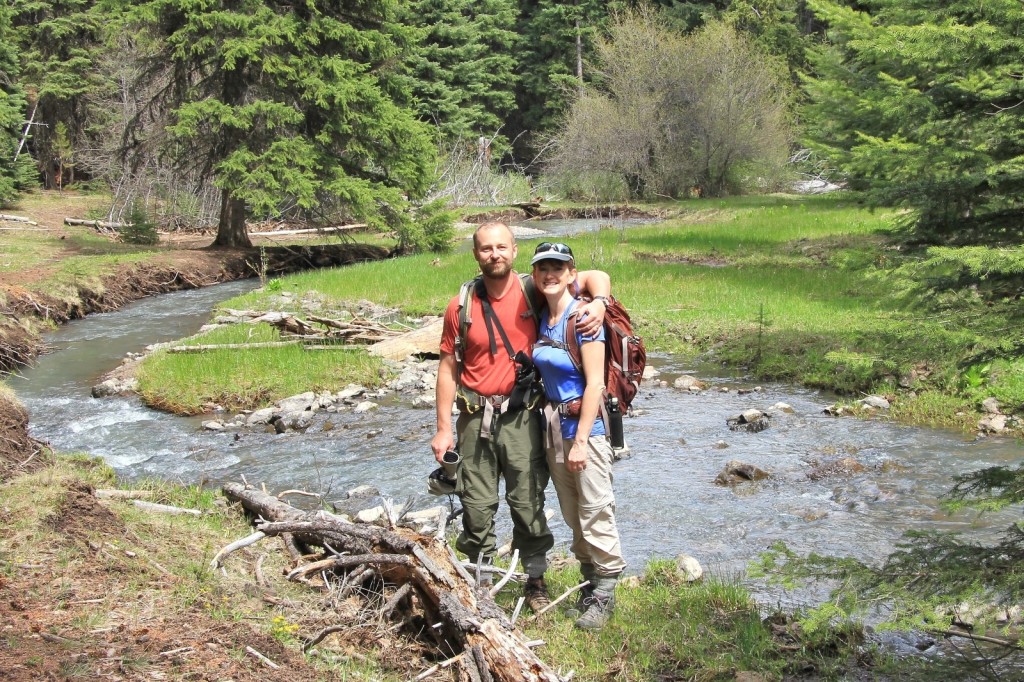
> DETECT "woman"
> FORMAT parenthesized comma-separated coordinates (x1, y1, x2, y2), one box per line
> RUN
(529, 241, 625, 630)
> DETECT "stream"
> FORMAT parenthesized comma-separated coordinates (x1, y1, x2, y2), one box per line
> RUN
(12, 279, 1020, 588)
(8, 227, 1023, 668)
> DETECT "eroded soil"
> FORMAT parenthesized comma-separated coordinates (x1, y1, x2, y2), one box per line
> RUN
(0, 469, 329, 682)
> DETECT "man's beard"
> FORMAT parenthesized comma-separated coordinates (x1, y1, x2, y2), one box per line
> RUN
(480, 260, 512, 279)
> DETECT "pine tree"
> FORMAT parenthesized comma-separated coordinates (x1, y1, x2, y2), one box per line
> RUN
(10, 0, 106, 190)
(398, 0, 518, 145)
(511, 0, 621, 162)
(0, 4, 29, 203)
(802, 0, 1024, 245)
(122, 0, 438, 249)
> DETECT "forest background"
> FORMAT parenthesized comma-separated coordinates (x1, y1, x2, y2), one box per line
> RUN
(1, 0, 1023, 678)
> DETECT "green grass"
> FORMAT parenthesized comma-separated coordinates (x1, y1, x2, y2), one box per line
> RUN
(137, 323, 391, 414)
(138, 193, 1019, 430)
(500, 559, 863, 681)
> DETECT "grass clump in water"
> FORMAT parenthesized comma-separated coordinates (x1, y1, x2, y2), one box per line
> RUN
(137, 323, 391, 414)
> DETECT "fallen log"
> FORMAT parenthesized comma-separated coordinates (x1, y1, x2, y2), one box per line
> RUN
(0, 213, 38, 225)
(219, 482, 564, 682)
(248, 224, 365, 237)
(64, 217, 130, 229)
(167, 341, 302, 353)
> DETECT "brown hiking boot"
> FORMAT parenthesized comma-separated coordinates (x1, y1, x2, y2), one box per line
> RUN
(524, 577, 551, 613)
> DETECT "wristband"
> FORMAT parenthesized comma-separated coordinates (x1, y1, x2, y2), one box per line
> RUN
(592, 295, 610, 307)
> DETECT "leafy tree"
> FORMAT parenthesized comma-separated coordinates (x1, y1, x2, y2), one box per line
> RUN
(801, 0, 1024, 245)
(0, 4, 30, 204)
(545, 9, 793, 199)
(120, 0, 440, 250)
(10, 0, 106, 189)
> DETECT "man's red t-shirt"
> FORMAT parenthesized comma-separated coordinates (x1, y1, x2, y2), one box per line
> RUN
(440, 274, 537, 397)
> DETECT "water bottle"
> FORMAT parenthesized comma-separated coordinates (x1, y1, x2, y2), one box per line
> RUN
(441, 449, 461, 480)
(607, 396, 624, 449)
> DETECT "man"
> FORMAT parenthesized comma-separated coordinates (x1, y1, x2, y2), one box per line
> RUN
(431, 222, 611, 611)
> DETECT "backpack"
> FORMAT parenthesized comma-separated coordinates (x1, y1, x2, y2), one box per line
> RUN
(560, 295, 647, 411)
(454, 274, 539, 371)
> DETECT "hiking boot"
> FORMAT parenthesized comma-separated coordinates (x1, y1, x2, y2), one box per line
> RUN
(575, 592, 615, 630)
(565, 583, 594, 619)
(524, 577, 552, 613)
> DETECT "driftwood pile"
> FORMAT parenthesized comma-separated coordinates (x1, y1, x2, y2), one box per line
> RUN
(216, 483, 567, 681)
(168, 310, 406, 353)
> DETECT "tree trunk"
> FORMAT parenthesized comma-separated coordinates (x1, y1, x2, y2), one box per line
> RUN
(213, 189, 252, 248)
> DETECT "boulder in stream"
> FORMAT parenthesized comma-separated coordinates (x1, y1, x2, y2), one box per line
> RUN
(727, 409, 770, 432)
(715, 460, 770, 485)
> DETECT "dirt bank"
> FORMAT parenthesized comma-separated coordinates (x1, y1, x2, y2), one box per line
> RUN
(0, 390, 49, 482)
(0, 242, 391, 373)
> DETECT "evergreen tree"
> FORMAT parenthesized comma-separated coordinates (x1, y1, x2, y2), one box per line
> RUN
(511, 0, 621, 162)
(11, 0, 106, 189)
(398, 0, 518, 144)
(0, 4, 29, 204)
(723, 0, 814, 76)
(802, 0, 1024, 245)
(121, 0, 438, 249)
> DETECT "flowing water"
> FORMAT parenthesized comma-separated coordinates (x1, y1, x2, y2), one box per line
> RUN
(12, 280, 1020, 598)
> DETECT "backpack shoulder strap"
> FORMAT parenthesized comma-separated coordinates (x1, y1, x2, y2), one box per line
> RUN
(518, 273, 540, 326)
(457, 277, 479, 344)
(455, 277, 481, 384)
(563, 304, 583, 374)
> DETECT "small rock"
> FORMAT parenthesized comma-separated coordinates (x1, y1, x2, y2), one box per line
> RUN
(860, 395, 890, 410)
(981, 397, 1001, 414)
(673, 375, 705, 391)
(620, 575, 642, 589)
(277, 391, 317, 413)
(674, 554, 704, 582)
(715, 460, 769, 485)
(246, 407, 276, 426)
(412, 394, 435, 409)
(771, 402, 794, 413)
(355, 506, 385, 524)
(337, 384, 367, 401)
(978, 414, 1007, 434)
(201, 420, 225, 431)
(353, 401, 379, 413)
(341, 485, 379, 499)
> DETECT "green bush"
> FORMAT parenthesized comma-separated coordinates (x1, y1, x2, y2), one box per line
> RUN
(120, 201, 160, 245)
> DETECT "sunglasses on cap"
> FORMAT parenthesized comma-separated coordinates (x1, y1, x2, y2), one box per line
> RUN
(531, 241, 574, 265)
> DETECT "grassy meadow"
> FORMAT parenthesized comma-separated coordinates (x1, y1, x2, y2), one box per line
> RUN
(141, 192, 1021, 432)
